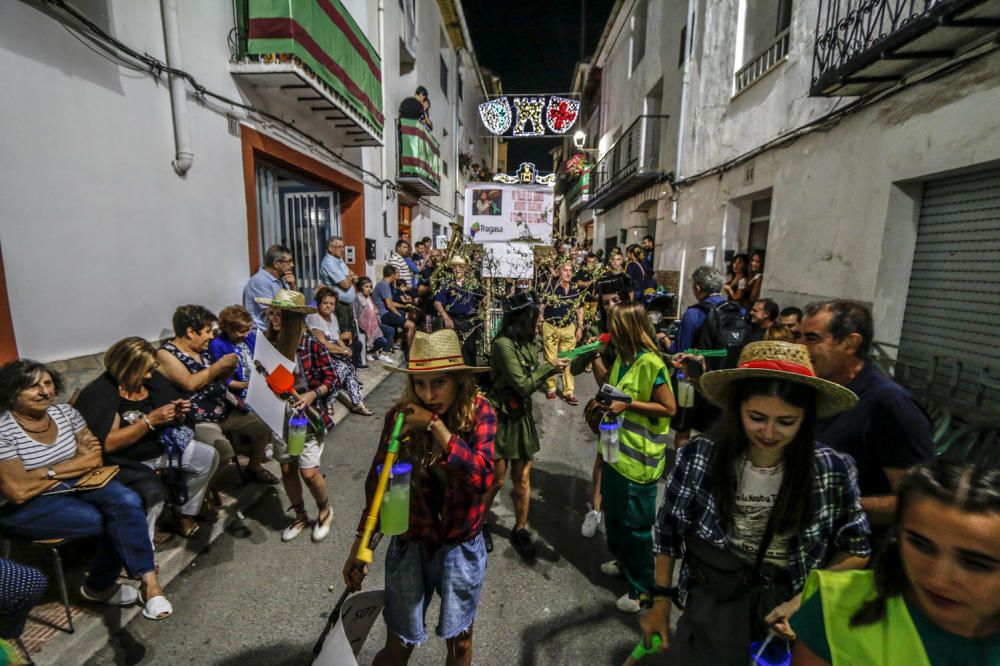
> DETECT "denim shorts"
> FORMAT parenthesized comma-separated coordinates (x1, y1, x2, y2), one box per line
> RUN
(382, 533, 487, 646)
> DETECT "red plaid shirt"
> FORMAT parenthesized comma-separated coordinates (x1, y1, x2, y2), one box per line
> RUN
(358, 396, 496, 548)
(296, 332, 340, 429)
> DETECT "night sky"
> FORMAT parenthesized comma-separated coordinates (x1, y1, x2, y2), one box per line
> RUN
(461, 0, 616, 171)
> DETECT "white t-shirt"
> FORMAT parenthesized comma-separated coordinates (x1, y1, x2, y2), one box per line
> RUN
(728, 458, 790, 567)
(306, 313, 340, 342)
(0, 405, 85, 470)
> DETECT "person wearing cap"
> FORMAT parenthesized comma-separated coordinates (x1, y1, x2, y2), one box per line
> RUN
(434, 256, 481, 367)
(540, 261, 584, 404)
(342, 329, 496, 666)
(597, 301, 677, 614)
(483, 293, 569, 560)
(259, 290, 339, 543)
(571, 274, 633, 540)
(640, 341, 872, 664)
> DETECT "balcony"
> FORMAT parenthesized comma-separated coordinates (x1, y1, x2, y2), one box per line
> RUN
(812, 0, 1000, 97)
(230, 0, 384, 146)
(396, 119, 441, 197)
(586, 115, 668, 211)
(566, 169, 591, 211)
(735, 29, 790, 94)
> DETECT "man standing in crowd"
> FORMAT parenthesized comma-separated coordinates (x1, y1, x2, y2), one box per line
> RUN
(779, 305, 803, 339)
(801, 300, 934, 531)
(434, 256, 481, 366)
(373, 265, 415, 360)
(747, 298, 779, 342)
(641, 235, 655, 277)
(243, 244, 296, 330)
(319, 237, 360, 360)
(541, 261, 584, 405)
(388, 239, 414, 293)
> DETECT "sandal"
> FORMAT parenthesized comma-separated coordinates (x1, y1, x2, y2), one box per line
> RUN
(242, 466, 280, 485)
(138, 590, 173, 621)
(175, 516, 200, 539)
(80, 583, 138, 607)
(282, 504, 309, 542)
(350, 404, 375, 416)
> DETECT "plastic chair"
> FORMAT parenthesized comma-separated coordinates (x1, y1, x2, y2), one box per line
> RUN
(0, 538, 74, 634)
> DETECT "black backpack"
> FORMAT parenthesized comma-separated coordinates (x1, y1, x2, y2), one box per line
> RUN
(693, 299, 749, 370)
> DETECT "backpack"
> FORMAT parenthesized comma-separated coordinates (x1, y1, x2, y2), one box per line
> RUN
(693, 299, 749, 370)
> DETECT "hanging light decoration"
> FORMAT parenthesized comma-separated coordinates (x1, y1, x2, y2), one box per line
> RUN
(478, 97, 512, 135)
(478, 96, 581, 137)
(545, 96, 581, 134)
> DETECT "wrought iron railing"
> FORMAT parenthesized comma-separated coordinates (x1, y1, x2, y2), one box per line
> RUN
(811, 0, 970, 93)
(735, 28, 791, 94)
(589, 115, 669, 206)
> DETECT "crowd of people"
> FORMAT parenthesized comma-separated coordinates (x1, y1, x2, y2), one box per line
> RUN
(0, 234, 996, 666)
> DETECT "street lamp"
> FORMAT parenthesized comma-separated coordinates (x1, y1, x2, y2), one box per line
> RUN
(573, 130, 586, 150)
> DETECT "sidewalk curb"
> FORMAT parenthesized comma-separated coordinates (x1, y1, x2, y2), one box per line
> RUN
(33, 361, 395, 666)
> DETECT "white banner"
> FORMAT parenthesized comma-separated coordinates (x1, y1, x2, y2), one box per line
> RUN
(463, 184, 553, 243)
(313, 590, 385, 665)
(247, 333, 296, 438)
(482, 242, 535, 279)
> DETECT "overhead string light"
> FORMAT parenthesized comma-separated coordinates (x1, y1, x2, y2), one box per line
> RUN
(512, 97, 546, 136)
(478, 97, 512, 135)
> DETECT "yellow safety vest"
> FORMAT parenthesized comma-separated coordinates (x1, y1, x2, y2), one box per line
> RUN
(608, 352, 672, 484)
(802, 569, 931, 666)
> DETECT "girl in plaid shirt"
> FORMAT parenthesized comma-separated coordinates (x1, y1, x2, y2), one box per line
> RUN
(343, 330, 495, 666)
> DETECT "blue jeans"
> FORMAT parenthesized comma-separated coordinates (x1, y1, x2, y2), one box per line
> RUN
(0, 480, 155, 590)
(382, 534, 487, 646)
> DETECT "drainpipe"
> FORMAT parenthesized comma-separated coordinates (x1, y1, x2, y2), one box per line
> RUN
(672, 0, 697, 307)
(378, 0, 387, 273)
(161, 0, 193, 176)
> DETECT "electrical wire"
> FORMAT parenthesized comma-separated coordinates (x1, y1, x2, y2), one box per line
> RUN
(47, 0, 397, 193)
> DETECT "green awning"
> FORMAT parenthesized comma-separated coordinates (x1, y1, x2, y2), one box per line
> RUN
(399, 119, 441, 190)
(244, 0, 383, 134)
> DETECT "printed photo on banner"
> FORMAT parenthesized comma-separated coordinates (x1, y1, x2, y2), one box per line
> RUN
(463, 183, 553, 243)
(472, 189, 502, 216)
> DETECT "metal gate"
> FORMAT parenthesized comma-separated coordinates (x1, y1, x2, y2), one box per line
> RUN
(896, 166, 1000, 417)
(255, 165, 340, 299)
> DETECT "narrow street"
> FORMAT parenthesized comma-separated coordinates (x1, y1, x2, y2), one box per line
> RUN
(86, 372, 669, 666)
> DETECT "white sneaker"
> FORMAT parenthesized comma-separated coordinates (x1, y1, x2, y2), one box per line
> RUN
(367, 354, 377, 362)
(311, 509, 333, 542)
(378, 353, 397, 365)
(616, 593, 641, 613)
(581, 510, 602, 538)
(281, 517, 307, 542)
(600, 560, 622, 577)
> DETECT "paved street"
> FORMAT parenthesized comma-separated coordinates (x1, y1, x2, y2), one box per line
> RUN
(86, 371, 671, 665)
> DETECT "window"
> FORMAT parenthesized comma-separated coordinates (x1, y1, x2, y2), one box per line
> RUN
(440, 55, 449, 99)
(748, 197, 771, 251)
(678, 25, 687, 68)
(629, 0, 648, 74)
(443, 160, 449, 177)
(734, 0, 792, 92)
(458, 75, 463, 101)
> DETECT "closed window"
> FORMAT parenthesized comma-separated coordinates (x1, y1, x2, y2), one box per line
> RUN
(440, 55, 449, 99)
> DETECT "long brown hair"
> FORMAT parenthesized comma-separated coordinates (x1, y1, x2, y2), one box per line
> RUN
(395, 371, 479, 477)
(266, 308, 307, 360)
(608, 301, 658, 364)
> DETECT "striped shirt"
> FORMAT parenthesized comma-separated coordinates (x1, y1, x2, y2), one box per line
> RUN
(388, 252, 413, 287)
(0, 405, 84, 470)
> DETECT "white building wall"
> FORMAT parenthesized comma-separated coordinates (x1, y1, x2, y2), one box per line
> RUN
(0, 0, 492, 362)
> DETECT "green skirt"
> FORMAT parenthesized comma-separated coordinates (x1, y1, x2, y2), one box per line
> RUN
(494, 410, 540, 461)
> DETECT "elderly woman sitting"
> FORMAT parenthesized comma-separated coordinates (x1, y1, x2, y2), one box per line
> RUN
(75, 337, 220, 539)
(0, 360, 172, 620)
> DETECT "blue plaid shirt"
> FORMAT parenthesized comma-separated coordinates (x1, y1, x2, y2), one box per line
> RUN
(653, 436, 871, 605)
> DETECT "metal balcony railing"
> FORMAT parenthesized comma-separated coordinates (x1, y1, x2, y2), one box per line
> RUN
(587, 115, 669, 210)
(811, 0, 999, 96)
(735, 29, 791, 94)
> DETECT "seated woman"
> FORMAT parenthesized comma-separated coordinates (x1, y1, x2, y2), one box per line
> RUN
(208, 305, 256, 402)
(306, 287, 373, 416)
(353, 277, 391, 363)
(259, 292, 338, 542)
(0, 360, 172, 620)
(75, 337, 220, 539)
(641, 341, 871, 664)
(156, 305, 277, 485)
(791, 459, 1000, 665)
(0, 558, 46, 648)
(342, 329, 496, 666)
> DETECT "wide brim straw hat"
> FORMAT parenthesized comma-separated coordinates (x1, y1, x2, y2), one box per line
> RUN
(387, 329, 489, 374)
(449, 255, 468, 266)
(254, 288, 317, 315)
(698, 341, 858, 419)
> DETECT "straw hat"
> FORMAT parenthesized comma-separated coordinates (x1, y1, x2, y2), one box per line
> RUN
(698, 341, 857, 419)
(449, 255, 468, 267)
(254, 289, 317, 314)
(387, 329, 488, 374)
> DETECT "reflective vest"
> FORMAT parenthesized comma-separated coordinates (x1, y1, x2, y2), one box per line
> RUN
(802, 570, 931, 666)
(608, 352, 672, 484)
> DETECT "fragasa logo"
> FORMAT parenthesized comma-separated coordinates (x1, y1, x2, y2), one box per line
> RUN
(469, 222, 503, 238)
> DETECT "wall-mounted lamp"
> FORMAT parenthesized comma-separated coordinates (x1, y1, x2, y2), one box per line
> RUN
(573, 130, 586, 150)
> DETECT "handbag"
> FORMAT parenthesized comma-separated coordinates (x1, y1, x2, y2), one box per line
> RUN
(42, 465, 120, 495)
(158, 425, 194, 506)
(683, 510, 794, 643)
